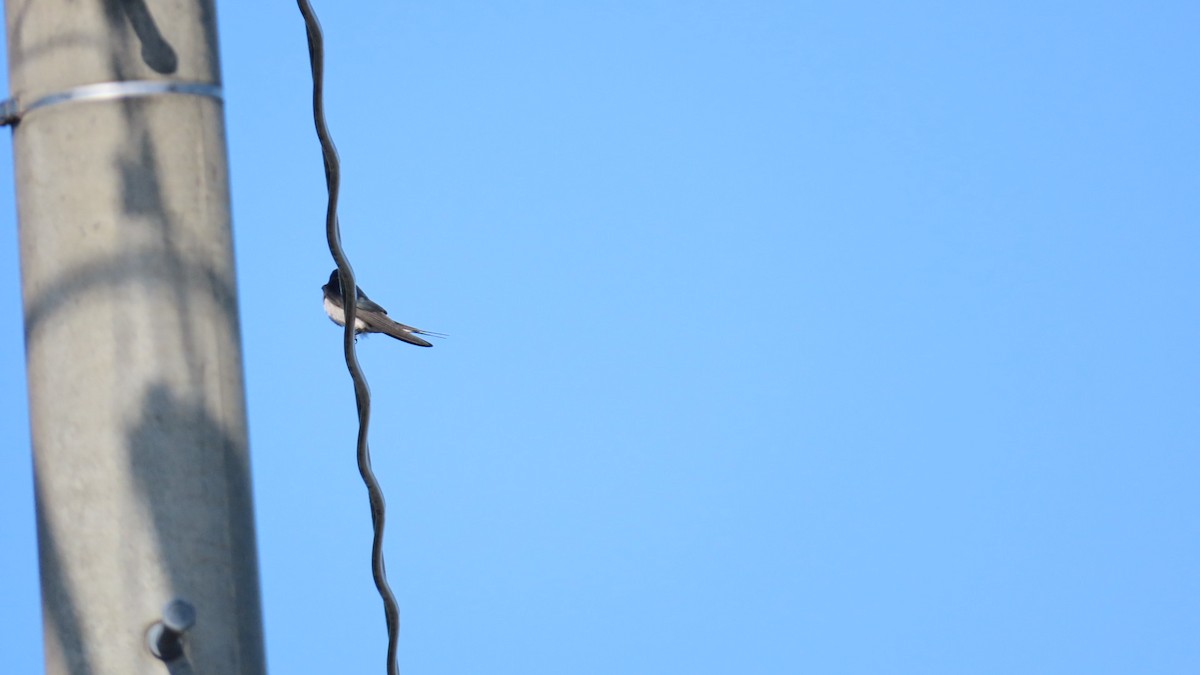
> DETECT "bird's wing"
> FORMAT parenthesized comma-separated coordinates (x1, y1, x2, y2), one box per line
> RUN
(354, 291, 390, 315)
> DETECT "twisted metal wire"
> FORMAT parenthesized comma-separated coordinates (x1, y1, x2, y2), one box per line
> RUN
(295, 2, 400, 673)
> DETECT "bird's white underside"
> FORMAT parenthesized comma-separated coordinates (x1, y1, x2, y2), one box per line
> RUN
(323, 296, 369, 332)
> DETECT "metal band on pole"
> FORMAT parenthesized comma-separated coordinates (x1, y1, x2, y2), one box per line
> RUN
(0, 80, 223, 125)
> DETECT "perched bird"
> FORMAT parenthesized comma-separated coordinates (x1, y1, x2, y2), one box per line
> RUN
(321, 269, 443, 347)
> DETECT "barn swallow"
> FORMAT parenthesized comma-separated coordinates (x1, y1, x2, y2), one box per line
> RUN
(321, 269, 443, 347)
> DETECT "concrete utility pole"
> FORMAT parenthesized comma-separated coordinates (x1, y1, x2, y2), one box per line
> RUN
(4, 1, 265, 673)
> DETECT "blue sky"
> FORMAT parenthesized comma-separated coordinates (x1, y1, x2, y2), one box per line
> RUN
(1, 2, 1198, 672)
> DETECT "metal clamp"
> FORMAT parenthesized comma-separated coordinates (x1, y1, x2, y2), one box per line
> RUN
(0, 80, 222, 126)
